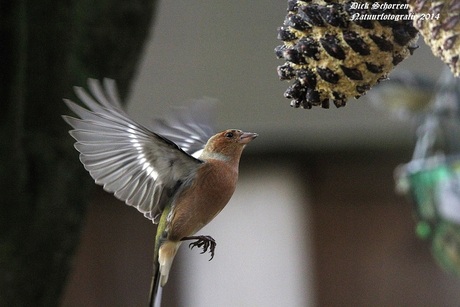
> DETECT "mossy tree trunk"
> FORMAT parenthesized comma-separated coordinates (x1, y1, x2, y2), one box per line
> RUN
(0, 0, 158, 305)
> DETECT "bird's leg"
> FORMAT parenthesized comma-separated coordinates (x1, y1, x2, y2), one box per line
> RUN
(181, 235, 216, 260)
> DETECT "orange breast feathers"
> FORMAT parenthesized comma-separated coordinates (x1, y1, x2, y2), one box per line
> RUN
(168, 160, 238, 241)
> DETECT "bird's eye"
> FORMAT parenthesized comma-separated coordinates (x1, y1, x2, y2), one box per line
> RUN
(225, 132, 233, 138)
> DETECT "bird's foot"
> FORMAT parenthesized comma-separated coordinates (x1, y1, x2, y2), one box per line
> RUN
(181, 235, 216, 260)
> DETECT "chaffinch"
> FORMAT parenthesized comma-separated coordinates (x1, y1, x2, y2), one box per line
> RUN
(62, 79, 257, 307)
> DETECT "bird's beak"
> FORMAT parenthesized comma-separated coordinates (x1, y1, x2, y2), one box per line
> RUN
(238, 132, 258, 144)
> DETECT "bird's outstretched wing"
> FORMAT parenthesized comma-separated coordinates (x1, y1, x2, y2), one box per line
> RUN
(150, 98, 216, 158)
(63, 78, 204, 223)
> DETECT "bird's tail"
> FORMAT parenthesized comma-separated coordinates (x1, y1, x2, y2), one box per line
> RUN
(148, 261, 162, 307)
(149, 217, 164, 307)
(148, 240, 181, 307)
(149, 203, 173, 307)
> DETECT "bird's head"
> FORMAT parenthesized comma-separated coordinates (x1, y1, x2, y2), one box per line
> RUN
(200, 129, 258, 162)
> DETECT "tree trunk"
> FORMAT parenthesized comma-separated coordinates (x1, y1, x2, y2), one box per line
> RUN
(0, 0, 158, 305)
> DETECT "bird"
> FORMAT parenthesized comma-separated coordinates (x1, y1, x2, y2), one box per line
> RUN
(62, 78, 258, 307)
(367, 70, 436, 119)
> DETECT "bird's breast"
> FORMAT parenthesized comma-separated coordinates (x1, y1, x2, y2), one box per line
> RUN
(168, 161, 238, 240)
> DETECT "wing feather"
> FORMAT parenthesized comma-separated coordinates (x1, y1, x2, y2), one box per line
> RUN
(151, 98, 216, 156)
(63, 79, 204, 223)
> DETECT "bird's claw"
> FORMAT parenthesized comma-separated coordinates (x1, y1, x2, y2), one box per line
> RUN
(181, 235, 216, 260)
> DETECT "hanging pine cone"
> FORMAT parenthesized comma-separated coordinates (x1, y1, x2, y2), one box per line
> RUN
(408, 0, 460, 77)
(275, 0, 419, 109)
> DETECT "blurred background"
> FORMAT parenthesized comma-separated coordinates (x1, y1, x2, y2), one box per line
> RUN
(61, 1, 460, 306)
(2, 1, 460, 306)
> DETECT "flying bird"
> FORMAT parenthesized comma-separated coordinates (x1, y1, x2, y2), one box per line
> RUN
(62, 79, 257, 307)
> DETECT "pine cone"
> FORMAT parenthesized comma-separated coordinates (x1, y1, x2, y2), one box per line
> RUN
(408, 0, 460, 77)
(275, 0, 419, 109)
